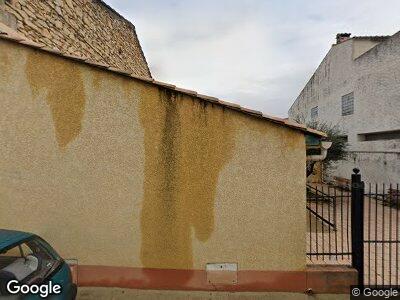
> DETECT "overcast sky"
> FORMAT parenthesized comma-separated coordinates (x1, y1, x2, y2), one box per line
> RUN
(107, 0, 400, 117)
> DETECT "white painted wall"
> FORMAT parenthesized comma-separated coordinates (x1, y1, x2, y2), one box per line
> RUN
(289, 33, 400, 185)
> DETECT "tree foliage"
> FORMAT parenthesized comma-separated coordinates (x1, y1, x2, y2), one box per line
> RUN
(306, 121, 349, 171)
(294, 116, 349, 176)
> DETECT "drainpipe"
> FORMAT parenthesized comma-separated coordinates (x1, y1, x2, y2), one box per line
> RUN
(306, 141, 332, 161)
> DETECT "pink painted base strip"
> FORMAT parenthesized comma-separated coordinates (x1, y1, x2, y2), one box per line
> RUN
(75, 265, 356, 294)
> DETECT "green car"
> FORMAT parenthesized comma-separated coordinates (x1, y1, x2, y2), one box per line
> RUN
(0, 229, 77, 299)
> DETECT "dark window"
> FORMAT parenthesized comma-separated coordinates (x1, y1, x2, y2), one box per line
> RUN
(358, 130, 400, 141)
(341, 92, 354, 116)
(310, 106, 318, 120)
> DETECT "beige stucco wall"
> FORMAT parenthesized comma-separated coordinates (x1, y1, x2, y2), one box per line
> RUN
(0, 39, 307, 272)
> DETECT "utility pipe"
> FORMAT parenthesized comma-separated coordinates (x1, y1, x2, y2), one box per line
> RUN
(306, 141, 332, 161)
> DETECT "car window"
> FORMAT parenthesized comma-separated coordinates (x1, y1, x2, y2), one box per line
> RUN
(0, 245, 22, 259)
(0, 237, 61, 284)
(20, 243, 33, 257)
(25, 237, 60, 261)
(0, 242, 37, 281)
(0, 245, 23, 272)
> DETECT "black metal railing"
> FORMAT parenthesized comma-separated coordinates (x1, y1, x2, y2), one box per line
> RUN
(306, 183, 351, 261)
(364, 182, 399, 287)
(306, 169, 400, 287)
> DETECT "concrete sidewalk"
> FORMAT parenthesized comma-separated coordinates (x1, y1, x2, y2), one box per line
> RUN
(77, 287, 348, 300)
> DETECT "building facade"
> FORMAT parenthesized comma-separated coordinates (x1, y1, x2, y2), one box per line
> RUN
(289, 32, 400, 185)
(1, 31, 358, 297)
(0, 0, 151, 78)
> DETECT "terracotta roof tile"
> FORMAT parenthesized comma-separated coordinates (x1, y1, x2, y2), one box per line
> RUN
(262, 114, 286, 122)
(304, 127, 326, 136)
(129, 74, 154, 83)
(240, 107, 263, 116)
(217, 100, 241, 109)
(0, 25, 25, 42)
(0, 32, 24, 42)
(0, 30, 326, 138)
(107, 66, 132, 76)
(284, 119, 307, 129)
(62, 53, 89, 62)
(353, 35, 389, 40)
(40, 46, 62, 55)
(153, 80, 176, 89)
(84, 59, 110, 69)
(197, 94, 219, 103)
(19, 39, 45, 48)
(174, 87, 198, 96)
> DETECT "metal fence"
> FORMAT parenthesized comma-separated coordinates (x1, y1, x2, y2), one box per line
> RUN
(306, 169, 400, 287)
(364, 183, 399, 286)
(306, 184, 351, 262)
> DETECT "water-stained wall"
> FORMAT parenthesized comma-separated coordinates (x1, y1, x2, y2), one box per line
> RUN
(139, 89, 235, 270)
(0, 40, 307, 272)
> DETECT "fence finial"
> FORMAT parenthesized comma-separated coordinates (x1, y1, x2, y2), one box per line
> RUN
(353, 168, 360, 174)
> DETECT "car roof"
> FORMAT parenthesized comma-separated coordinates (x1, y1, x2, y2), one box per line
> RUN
(0, 229, 34, 251)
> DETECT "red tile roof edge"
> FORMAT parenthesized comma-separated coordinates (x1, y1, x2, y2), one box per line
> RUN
(0, 30, 326, 138)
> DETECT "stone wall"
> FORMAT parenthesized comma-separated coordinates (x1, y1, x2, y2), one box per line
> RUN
(0, 0, 151, 78)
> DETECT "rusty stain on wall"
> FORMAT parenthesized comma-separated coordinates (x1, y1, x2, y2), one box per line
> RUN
(25, 51, 86, 149)
(139, 88, 235, 271)
(1, 40, 308, 271)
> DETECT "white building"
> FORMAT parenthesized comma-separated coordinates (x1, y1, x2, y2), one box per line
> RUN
(289, 32, 400, 185)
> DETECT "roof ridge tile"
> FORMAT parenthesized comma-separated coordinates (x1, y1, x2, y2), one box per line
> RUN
(107, 66, 132, 76)
(84, 59, 110, 69)
(240, 107, 263, 116)
(62, 53, 89, 62)
(197, 94, 219, 103)
(218, 100, 241, 109)
(130, 74, 154, 83)
(174, 87, 197, 96)
(19, 39, 45, 48)
(40, 46, 62, 55)
(153, 80, 176, 89)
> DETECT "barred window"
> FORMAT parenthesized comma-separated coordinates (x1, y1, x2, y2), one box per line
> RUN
(310, 106, 318, 120)
(341, 92, 354, 116)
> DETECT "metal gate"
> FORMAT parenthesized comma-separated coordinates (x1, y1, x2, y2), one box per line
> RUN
(362, 177, 399, 286)
(307, 169, 400, 287)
